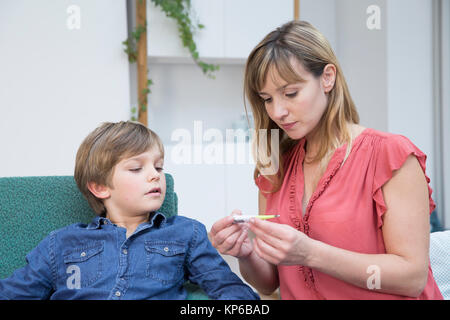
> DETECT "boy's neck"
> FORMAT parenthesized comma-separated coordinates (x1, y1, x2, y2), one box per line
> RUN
(105, 212, 149, 238)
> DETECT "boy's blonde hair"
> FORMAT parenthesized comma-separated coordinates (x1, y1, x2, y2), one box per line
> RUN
(74, 121, 164, 215)
(244, 20, 359, 193)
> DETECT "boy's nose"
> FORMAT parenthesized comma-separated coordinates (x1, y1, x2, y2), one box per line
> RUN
(147, 169, 160, 182)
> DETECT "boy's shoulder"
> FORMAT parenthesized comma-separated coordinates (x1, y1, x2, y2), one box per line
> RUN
(163, 214, 205, 230)
(46, 221, 94, 238)
(161, 215, 211, 241)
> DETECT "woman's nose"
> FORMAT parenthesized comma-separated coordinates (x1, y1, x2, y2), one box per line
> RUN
(271, 99, 289, 121)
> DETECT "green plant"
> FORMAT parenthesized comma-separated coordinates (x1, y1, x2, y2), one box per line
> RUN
(123, 0, 220, 121)
(122, 22, 146, 64)
(152, 0, 220, 77)
(130, 78, 153, 121)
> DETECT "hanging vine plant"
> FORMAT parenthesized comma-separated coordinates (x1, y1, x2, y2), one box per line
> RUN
(123, 0, 220, 122)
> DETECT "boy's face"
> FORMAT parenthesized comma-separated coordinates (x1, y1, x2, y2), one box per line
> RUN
(105, 146, 166, 218)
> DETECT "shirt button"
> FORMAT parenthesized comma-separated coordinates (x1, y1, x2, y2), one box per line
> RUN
(80, 252, 86, 257)
(163, 247, 169, 252)
(122, 249, 128, 255)
(115, 291, 121, 297)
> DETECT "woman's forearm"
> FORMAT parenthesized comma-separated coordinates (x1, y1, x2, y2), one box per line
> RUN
(238, 250, 279, 296)
(306, 238, 428, 298)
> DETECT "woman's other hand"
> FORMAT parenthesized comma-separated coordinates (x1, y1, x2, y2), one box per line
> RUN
(249, 217, 314, 266)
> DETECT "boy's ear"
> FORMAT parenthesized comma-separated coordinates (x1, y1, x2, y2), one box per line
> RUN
(87, 182, 111, 199)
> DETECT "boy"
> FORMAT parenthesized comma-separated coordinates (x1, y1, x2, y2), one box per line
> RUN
(0, 121, 259, 300)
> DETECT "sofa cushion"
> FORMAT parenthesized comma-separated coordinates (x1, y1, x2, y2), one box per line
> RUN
(0, 174, 177, 279)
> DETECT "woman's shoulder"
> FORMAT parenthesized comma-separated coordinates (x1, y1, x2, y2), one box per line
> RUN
(361, 128, 429, 182)
(362, 127, 398, 138)
(351, 126, 428, 172)
(359, 127, 417, 150)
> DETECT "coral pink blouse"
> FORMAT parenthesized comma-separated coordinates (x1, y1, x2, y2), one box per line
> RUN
(255, 128, 443, 300)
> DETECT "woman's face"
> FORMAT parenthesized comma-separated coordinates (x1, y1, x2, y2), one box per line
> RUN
(258, 59, 333, 141)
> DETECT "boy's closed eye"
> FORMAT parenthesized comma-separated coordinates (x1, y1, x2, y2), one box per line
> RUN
(129, 166, 164, 173)
(285, 91, 297, 98)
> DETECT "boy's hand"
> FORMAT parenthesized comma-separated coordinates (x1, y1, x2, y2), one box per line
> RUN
(209, 209, 253, 258)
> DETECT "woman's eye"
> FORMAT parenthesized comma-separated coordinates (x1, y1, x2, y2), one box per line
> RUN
(262, 97, 272, 103)
(129, 168, 142, 172)
(156, 167, 164, 172)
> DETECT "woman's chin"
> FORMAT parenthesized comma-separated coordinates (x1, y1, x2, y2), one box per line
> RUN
(283, 129, 306, 141)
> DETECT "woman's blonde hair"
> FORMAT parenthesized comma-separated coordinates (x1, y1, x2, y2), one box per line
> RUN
(244, 20, 359, 193)
(74, 121, 164, 215)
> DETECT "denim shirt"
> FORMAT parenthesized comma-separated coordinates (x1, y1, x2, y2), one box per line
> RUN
(0, 212, 259, 300)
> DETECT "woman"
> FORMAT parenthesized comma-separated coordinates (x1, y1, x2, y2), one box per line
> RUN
(209, 20, 443, 299)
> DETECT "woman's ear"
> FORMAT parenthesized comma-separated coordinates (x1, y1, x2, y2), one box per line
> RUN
(87, 181, 111, 200)
(322, 64, 336, 93)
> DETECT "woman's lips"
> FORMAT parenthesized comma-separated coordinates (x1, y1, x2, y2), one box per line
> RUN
(281, 121, 297, 130)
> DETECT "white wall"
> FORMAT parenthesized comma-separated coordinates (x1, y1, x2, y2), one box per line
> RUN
(335, 0, 388, 132)
(442, 0, 450, 228)
(300, 0, 337, 53)
(0, 0, 130, 177)
(386, 0, 435, 189)
(333, 0, 436, 192)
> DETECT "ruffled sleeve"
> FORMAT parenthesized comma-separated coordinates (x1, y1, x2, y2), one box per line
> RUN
(372, 134, 436, 228)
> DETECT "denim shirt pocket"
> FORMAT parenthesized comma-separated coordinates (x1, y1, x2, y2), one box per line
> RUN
(63, 241, 104, 289)
(144, 240, 186, 284)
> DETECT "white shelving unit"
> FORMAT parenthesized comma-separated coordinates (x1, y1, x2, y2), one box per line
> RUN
(147, 0, 293, 62)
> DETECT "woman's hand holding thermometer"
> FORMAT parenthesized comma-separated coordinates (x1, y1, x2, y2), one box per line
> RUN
(210, 211, 278, 259)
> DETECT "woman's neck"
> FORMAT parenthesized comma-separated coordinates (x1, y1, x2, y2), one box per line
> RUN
(304, 127, 322, 162)
(304, 123, 362, 163)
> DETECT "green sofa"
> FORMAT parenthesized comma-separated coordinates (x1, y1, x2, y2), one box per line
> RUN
(0, 174, 208, 299)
